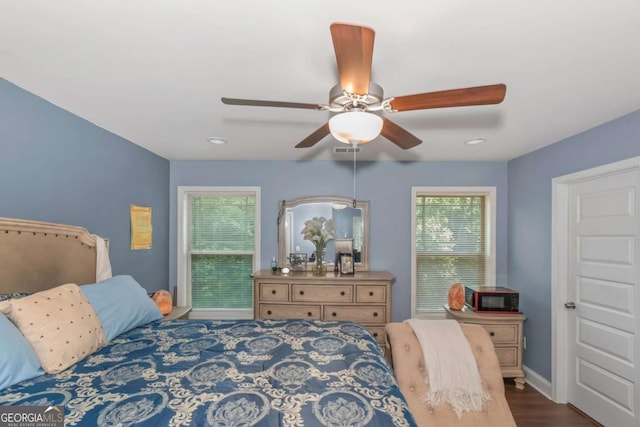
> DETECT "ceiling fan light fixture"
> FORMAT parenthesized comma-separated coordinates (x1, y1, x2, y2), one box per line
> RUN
(328, 111, 383, 144)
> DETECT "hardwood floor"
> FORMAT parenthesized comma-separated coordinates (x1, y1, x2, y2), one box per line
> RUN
(504, 381, 603, 426)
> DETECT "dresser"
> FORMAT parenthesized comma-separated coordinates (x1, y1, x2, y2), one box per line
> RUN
(444, 304, 526, 389)
(253, 270, 394, 355)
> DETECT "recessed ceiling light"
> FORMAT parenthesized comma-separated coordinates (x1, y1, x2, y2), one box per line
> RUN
(207, 137, 228, 145)
(464, 137, 486, 145)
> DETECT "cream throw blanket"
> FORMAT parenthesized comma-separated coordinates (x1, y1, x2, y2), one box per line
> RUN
(406, 319, 490, 418)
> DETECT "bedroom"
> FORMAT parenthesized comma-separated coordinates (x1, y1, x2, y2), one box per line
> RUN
(1, 1, 639, 426)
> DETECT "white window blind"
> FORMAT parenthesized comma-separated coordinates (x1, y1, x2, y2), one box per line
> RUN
(189, 193, 256, 310)
(415, 194, 487, 312)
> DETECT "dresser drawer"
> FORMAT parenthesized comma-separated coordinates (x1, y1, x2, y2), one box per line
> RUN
(324, 305, 386, 323)
(366, 326, 386, 344)
(259, 283, 289, 301)
(356, 285, 386, 303)
(481, 324, 518, 344)
(292, 285, 352, 303)
(259, 304, 320, 320)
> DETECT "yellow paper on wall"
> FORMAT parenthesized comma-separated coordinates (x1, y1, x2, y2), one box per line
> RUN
(130, 205, 152, 250)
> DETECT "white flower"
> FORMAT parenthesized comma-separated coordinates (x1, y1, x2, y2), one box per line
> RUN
(301, 216, 335, 250)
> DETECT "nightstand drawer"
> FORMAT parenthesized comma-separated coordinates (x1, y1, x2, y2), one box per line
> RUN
(495, 346, 519, 368)
(324, 305, 386, 323)
(259, 284, 289, 301)
(259, 304, 320, 319)
(292, 285, 352, 303)
(356, 285, 386, 303)
(482, 324, 518, 344)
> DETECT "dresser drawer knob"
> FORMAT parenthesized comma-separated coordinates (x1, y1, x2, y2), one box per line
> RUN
(332, 312, 337, 317)
(489, 331, 495, 337)
(340, 291, 345, 296)
(267, 310, 272, 315)
(271, 290, 276, 295)
(299, 290, 304, 295)
(373, 332, 378, 338)
(373, 312, 378, 317)
(307, 312, 312, 317)
(369, 291, 374, 296)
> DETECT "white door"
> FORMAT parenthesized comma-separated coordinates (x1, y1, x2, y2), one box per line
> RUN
(567, 167, 639, 426)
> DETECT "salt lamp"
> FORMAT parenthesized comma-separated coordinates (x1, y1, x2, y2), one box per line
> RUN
(152, 290, 173, 315)
(448, 283, 465, 310)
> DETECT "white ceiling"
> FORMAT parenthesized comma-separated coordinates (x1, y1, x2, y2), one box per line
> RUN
(2, 1, 639, 162)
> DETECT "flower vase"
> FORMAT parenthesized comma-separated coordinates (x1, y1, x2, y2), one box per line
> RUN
(312, 247, 327, 276)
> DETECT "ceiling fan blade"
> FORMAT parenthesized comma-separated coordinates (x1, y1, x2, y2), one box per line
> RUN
(381, 118, 422, 149)
(330, 23, 375, 96)
(295, 123, 331, 148)
(221, 97, 323, 110)
(389, 83, 507, 112)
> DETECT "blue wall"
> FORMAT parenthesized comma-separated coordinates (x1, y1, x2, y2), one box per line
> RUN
(508, 110, 640, 381)
(169, 160, 509, 322)
(6, 73, 638, 383)
(0, 79, 170, 291)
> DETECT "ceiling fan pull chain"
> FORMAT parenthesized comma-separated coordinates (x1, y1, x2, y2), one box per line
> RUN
(352, 140, 358, 208)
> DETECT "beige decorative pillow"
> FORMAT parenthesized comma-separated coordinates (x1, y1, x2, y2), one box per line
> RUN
(3, 283, 106, 374)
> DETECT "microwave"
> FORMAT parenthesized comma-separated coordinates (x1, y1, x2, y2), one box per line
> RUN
(464, 286, 519, 313)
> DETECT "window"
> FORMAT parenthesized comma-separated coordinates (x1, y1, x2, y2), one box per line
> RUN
(411, 187, 496, 317)
(177, 187, 260, 319)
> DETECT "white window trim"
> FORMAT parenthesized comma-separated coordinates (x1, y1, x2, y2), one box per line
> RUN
(177, 186, 261, 319)
(411, 186, 497, 319)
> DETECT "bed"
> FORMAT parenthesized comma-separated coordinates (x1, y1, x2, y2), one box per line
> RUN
(0, 217, 417, 426)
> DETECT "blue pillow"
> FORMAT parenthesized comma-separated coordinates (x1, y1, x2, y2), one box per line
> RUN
(80, 275, 163, 341)
(0, 313, 44, 390)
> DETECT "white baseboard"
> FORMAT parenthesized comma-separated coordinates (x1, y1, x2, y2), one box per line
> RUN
(522, 365, 553, 400)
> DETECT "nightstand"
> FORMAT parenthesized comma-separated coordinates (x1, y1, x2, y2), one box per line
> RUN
(444, 304, 526, 389)
(164, 306, 191, 320)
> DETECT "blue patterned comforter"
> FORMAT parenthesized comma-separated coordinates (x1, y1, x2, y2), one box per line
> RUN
(0, 319, 416, 426)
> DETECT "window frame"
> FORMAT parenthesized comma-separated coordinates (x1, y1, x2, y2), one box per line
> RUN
(177, 186, 261, 319)
(411, 186, 496, 318)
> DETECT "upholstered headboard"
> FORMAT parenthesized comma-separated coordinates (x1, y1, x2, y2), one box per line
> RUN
(0, 217, 98, 294)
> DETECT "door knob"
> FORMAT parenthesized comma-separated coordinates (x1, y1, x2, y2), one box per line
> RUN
(564, 302, 576, 309)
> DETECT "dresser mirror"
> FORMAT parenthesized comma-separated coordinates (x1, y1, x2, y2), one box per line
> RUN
(278, 196, 369, 271)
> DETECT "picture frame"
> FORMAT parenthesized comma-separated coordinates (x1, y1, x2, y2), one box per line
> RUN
(289, 252, 308, 271)
(340, 253, 354, 274)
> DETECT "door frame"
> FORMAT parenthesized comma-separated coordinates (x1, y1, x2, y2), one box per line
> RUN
(551, 156, 640, 403)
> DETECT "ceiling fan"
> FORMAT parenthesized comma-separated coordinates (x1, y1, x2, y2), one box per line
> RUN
(221, 23, 506, 150)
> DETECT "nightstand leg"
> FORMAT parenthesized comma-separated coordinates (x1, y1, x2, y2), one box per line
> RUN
(514, 377, 526, 390)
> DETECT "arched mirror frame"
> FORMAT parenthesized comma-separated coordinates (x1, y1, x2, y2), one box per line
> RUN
(278, 196, 370, 271)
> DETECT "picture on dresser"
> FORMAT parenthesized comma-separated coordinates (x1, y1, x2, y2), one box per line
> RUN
(289, 252, 307, 271)
(340, 254, 354, 274)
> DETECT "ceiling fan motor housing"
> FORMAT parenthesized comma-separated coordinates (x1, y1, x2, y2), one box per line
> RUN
(329, 82, 384, 112)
